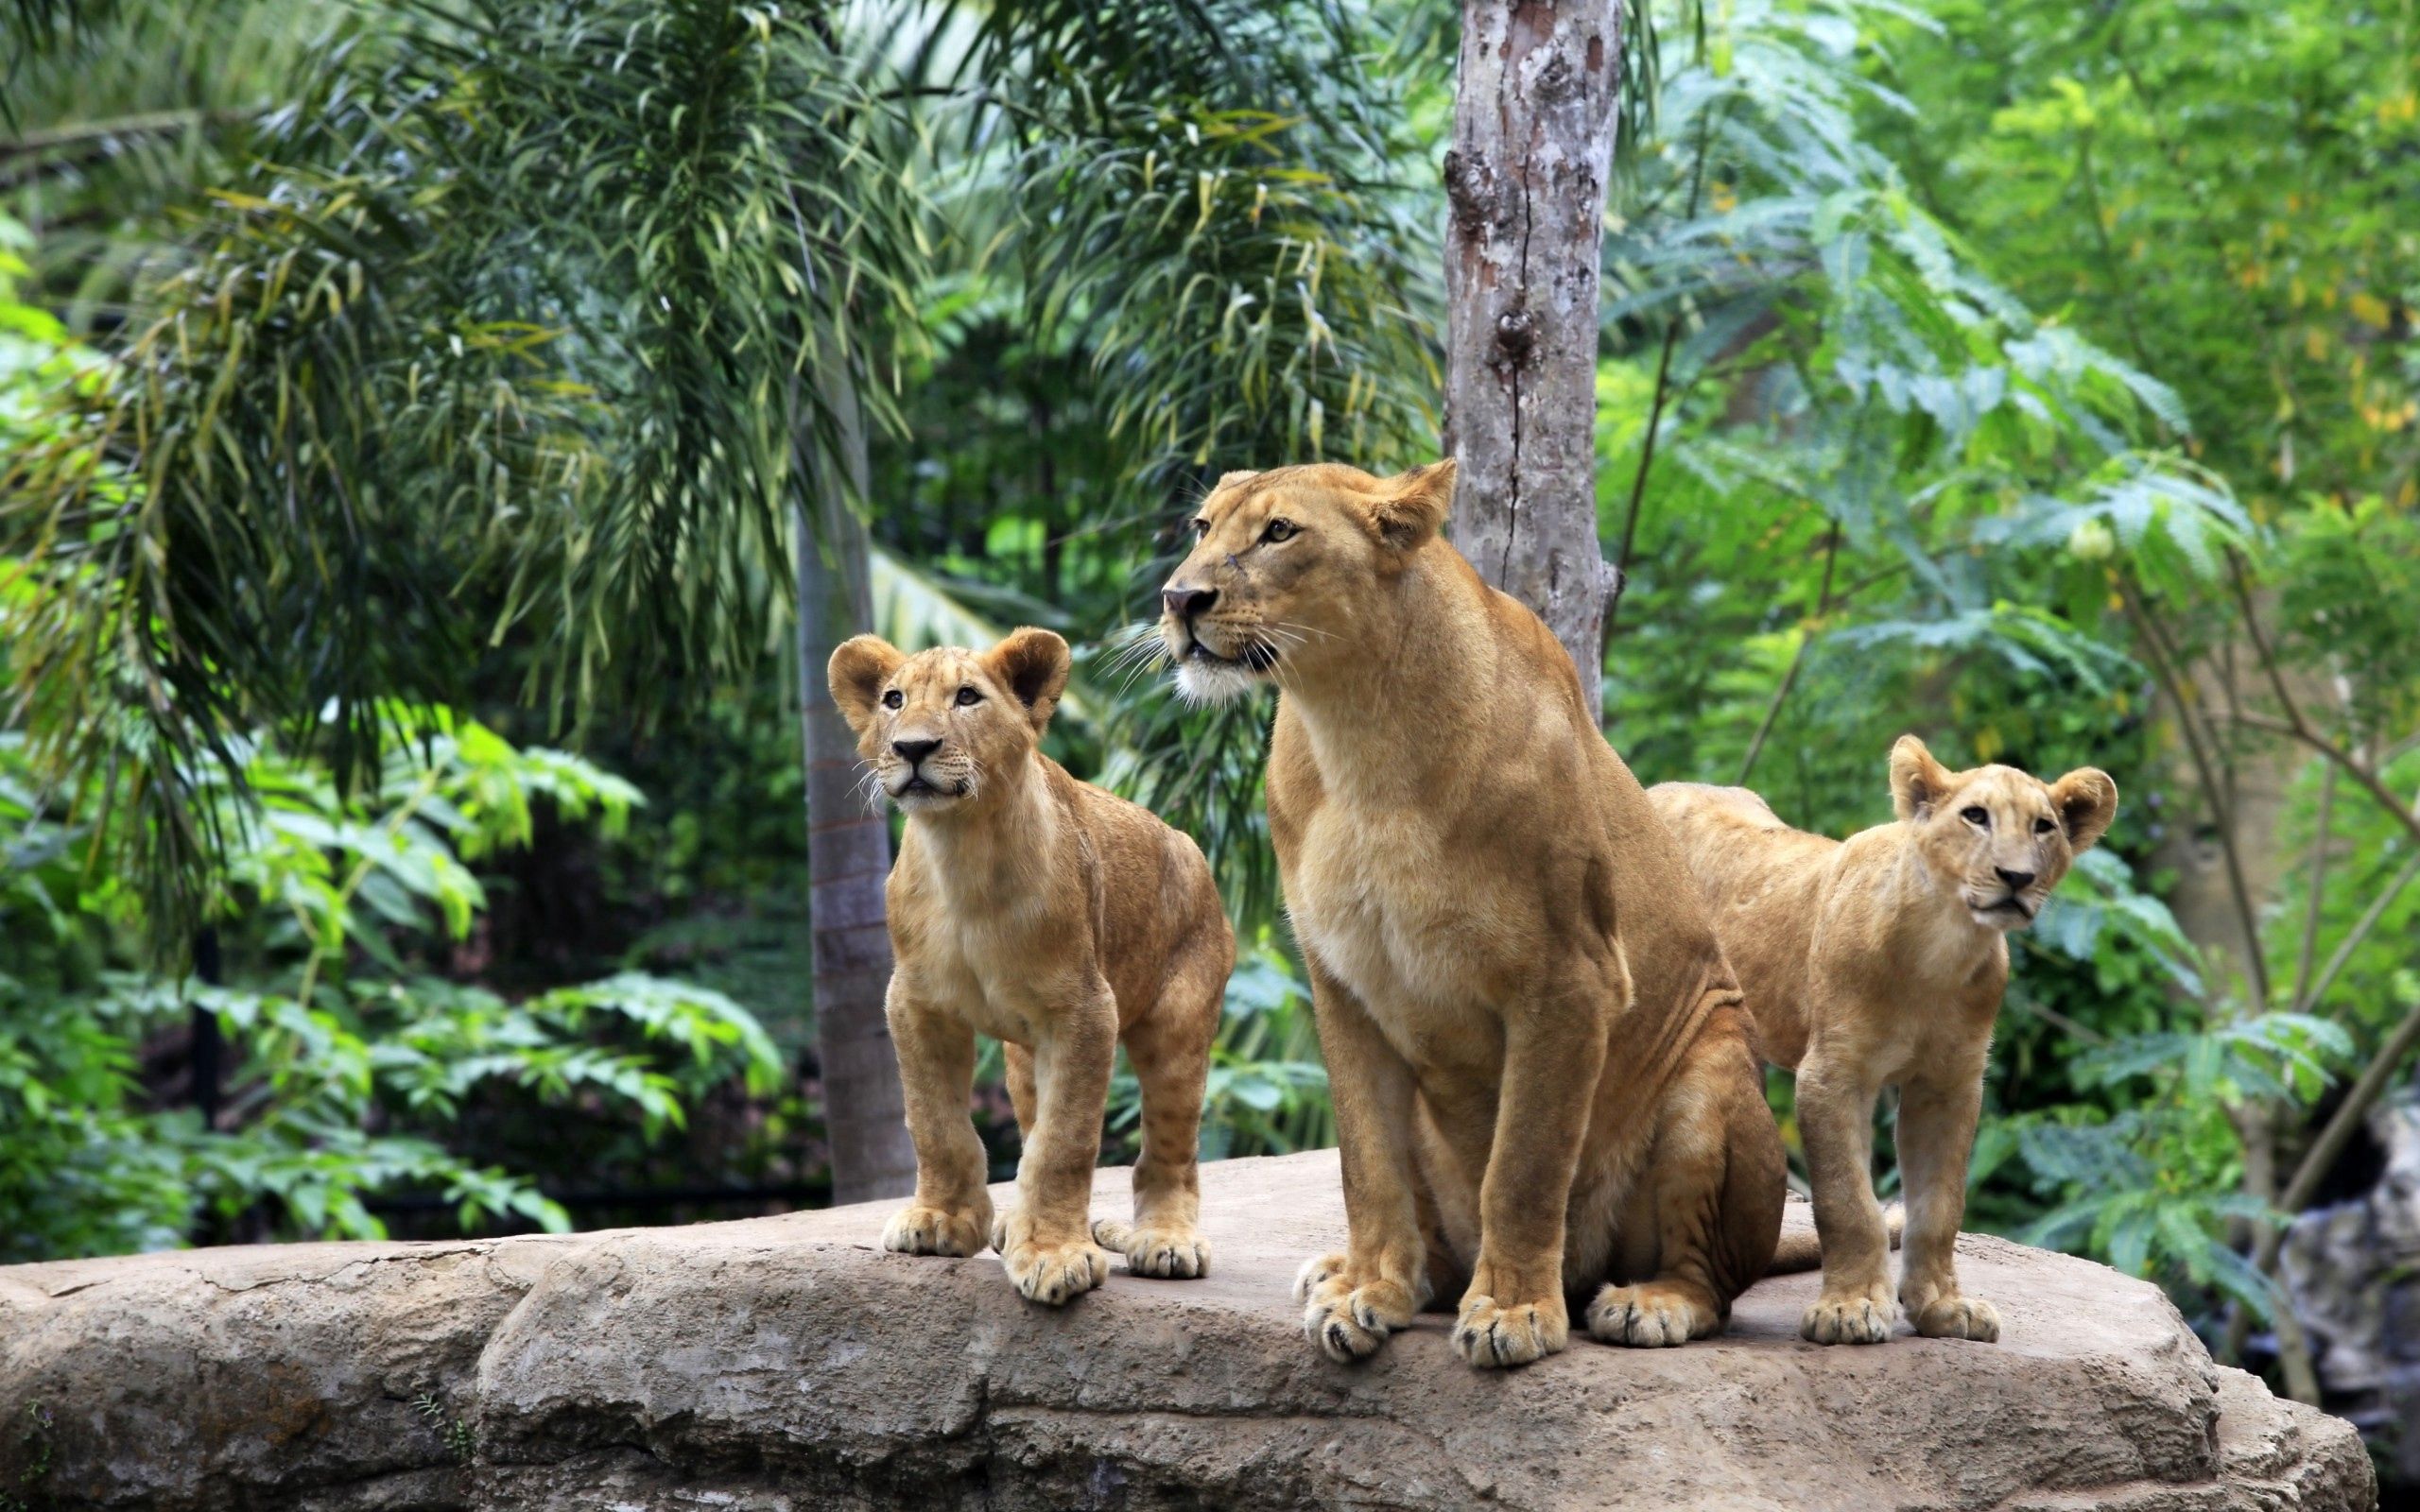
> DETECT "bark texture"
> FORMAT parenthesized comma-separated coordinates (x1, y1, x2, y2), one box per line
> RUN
(0, 1151, 2376, 1512)
(1443, 0, 1623, 723)
(796, 373, 917, 1205)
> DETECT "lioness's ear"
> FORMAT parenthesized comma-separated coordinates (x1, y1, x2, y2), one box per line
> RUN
(984, 627, 1070, 733)
(2049, 767, 2118, 853)
(1889, 734, 1952, 821)
(1214, 469, 1262, 491)
(1370, 459, 1456, 553)
(827, 635, 906, 734)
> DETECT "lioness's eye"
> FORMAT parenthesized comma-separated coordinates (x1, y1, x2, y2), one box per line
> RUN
(2033, 817, 2056, 834)
(1263, 517, 1298, 543)
(882, 689, 904, 710)
(955, 686, 982, 707)
(1190, 518, 1210, 539)
(1961, 806, 1989, 826)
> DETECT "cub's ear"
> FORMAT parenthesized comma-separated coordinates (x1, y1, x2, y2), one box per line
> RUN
(2049, 767, 2119, 853)
(1889, 734, 1953, 821)
(827, 635, 906, 734)
(1369, 459, 1456, 553)
(984, 627, 1071, 733)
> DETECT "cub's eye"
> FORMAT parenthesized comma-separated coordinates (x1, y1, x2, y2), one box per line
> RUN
(2033, 817, 2057, 835)
(1190, 518, 1211, 539)
(1961, 806, 1990, 826)
(881, 689, 904, 710)
(954, 686, 983, 707)
(1262, 517, 1299, 543)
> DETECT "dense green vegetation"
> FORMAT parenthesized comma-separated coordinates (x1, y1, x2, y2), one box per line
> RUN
(4, 0, 2415, 1422)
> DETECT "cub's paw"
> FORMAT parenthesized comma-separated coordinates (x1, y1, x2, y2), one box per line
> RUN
(1301, 1267, 1421, 1365)
(1451, 1293, 1568, 1368)
(1911, 1294, 2000, 1342)
(1586, 1282, 1713, 1349)
(881, 1203, 989, 1259)
(1801, 1285, 1898, 1345)
(1094, 1219, 1210, 1280)
(1001, 1234, 1111, 1306)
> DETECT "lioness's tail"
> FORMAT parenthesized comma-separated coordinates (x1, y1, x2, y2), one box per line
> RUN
(1766, 1200, 1906, 1275)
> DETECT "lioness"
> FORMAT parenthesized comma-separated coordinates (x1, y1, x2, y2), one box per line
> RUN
(1158, 460, 1785, 1366)
(828, 627, 1233, 1305)
(1651, 738, 2117, 1344)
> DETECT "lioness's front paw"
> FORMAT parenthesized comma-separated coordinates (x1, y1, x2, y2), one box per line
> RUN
(1586, 1282, 1713, 1348)
(1802, 1285, 1898, 1345)
(1292, 1252, 1349, 1304)
(1001, 1234, 1111, 1306)
(1094, 1219, 1209, 1280)
(1451, 1293, 1568, 1368)
(1911, 1294, 2000, 1342)
(1300, 1264, 1421, 1364)
(882, 1202, 989, 1259)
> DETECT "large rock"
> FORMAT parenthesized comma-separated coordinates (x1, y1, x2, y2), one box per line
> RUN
(0, 1151, 2374, 1511)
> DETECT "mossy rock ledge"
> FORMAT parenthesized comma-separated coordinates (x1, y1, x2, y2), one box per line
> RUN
(0, 1150, 2375, 1512)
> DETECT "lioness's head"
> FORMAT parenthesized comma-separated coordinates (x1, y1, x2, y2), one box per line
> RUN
(1156, 460, 1458, 703)
(1890, 735, 2119, 931)
(827, 627, 1070, 815)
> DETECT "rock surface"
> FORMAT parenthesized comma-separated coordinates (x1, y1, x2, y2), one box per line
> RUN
(0, 1150, 2376, 1512)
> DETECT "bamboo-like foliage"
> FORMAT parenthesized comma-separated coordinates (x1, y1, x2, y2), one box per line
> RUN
(933, 0, 1444, 920)
(3, 0, 926, 941)
(969, 0, 1442, 488)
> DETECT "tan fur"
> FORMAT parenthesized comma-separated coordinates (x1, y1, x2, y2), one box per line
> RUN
(1155, 461, 1785, 1367)
(1651, 738, 2118, 1343)
(828, 628, 1234, 1305)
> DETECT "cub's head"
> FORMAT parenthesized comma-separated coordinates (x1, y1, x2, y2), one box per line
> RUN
(1890, 735, 2119, 931)
(827, 627, 1070, 815)
(1157, 459, 1458, 704)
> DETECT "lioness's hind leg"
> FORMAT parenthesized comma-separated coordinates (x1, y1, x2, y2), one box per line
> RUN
(1587, 1278, 1723, 1349)
(1591, 1013, 1781, 1349)
(1093, 929, 1225, 1280)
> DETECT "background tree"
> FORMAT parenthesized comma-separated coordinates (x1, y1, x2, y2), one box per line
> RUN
(1443, 0, 1625, 715)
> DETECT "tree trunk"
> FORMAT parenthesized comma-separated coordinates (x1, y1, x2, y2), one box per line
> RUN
(1442, 0, 1623, 725)
(796, 372, 918, 1205)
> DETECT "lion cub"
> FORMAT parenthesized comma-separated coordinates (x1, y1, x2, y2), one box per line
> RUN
(829, 627, 1233, 1306)
(1651, 737, 2116, 1345)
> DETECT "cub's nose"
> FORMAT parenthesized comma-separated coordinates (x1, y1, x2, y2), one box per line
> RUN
(1996, 867, 2037, 891)
(892, 737, 942, 764)
(1162, 586, 1218, 622)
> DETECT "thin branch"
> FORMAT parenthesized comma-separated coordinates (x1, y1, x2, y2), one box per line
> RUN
(2289, 762, 2335, 1009)
(0, 106, 251, 160)
(1603, 100, 1724, 645)
(2293, 846, 2420, 1020)
(1737, 522, 1840, 786)
(2122, 582, 2272, 1008)
(2224, 552, 2420, 852)
(2071, 128, 2158, 382)
(2281, 1000, 2420, 1219)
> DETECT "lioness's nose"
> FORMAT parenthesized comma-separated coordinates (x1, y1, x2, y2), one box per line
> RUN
(1996, 867, 2037, 890)
(1163, 586, 1217, 622)
(893, 737, 942, 763)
